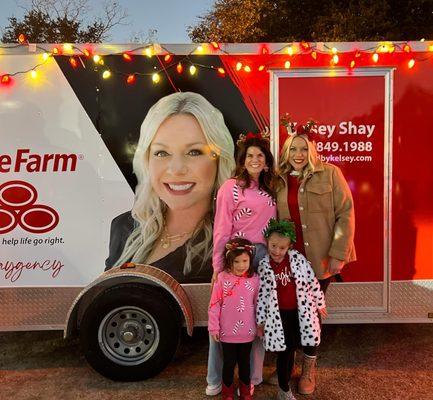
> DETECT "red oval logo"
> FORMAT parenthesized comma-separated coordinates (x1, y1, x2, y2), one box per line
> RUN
(0, 181, 37, 208)
(0, 208, 18, 233)
(18, 205, 59, 234)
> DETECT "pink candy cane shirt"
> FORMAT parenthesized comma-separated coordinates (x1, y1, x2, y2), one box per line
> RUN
(213, 178, 277, 272)
(208, 270, 260, 343)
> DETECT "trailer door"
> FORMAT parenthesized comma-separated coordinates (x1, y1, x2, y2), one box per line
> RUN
(270, 68, 393, 318)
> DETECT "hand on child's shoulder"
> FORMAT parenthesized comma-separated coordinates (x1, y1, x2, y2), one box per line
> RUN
(319, 307, 328, 319)
(257, 325, 264, 337)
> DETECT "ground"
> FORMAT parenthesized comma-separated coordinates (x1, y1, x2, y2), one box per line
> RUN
(0, 324, 432, 400)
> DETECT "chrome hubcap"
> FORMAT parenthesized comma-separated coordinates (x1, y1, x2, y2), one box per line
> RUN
(98, 306, 160, 366)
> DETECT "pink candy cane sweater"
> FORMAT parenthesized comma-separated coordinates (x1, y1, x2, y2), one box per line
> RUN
(208, 271, 260, 343)
(213, 178, 277, 272)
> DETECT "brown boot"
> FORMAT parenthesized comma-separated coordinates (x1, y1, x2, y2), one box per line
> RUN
(298, 355, 316, 395)
(221, 383, 235, 400)
(239, 381, 253, 400)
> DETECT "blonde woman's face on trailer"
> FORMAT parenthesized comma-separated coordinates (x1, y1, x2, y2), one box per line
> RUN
(244, 146, 266, 178)
(232, 252, 250, 276)
(149, 114, 217, 211)
(289, 136, 309, 171)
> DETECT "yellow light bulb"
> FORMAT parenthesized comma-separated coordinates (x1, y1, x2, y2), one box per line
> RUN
(63, 43, 73, 53)
(152, 73, 160, 83)
(236, 62, 242, 71)
(102, 70, 111, 79)
(42, 52, 50, 61)
(331, 47, 338, 55)
(243, 65, 251, 73)
(429, 44, 433, 52)
(93, 54, 101, 63)
(217, 67, 226, 76)
(408, 59, 415, 69)
(258, 65, 265, 71)
(350, 60, 356, 69)
(145, 47, 153, 58)
(30, 70, 38, 79)
(196, 45, 204, 53)
(189, 65, 197, 75)
(372, 53, 379, 63)
(286, 46, 294, 56)
(332, 54, 339, 64)
(284, 60, 291, 69)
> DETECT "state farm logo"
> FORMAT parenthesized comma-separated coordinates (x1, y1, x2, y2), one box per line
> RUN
(0, 149, 81, 173)
(0, 181, 59, 234)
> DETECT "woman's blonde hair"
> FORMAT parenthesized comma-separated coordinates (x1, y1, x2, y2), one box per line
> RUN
(116, 92, 236, 275)
(279, 134, 319, 179)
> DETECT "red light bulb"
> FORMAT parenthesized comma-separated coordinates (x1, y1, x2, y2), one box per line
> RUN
(126, 74, 136, 84)
(1, 75, 11, 85)
(69, 57, 78, 69)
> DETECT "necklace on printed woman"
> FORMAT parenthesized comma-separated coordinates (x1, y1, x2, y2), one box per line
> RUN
(160, 225, 191, 249)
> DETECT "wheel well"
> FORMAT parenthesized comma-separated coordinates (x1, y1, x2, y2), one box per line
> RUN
(65, 276, 189, 339)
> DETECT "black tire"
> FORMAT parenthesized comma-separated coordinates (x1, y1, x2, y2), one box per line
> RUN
(79, 284, 181, 381)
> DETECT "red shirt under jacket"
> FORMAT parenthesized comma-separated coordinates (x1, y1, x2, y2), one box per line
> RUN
(287, 174, 306, 256)
(270, 254, 297, 310)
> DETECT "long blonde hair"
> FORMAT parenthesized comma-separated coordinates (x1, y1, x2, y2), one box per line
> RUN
(279, 134, 319, 179)
(116, 92, 236, 275)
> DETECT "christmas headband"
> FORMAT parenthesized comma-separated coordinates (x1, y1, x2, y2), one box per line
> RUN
(264, 218, 297, 243)
(225, 242, 255, 257)
(280, 113, 317, 141)
(236, 127, 270, 147)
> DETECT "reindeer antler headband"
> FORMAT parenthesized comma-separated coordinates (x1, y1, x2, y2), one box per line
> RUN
(280, 113, 317, 141)
(236, 127, 270, 147)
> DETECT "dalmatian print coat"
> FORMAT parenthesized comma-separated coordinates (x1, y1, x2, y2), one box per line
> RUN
(256, 249, 326, 351)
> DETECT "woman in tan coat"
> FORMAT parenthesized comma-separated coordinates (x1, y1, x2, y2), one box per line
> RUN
(273, 121, 356, 395)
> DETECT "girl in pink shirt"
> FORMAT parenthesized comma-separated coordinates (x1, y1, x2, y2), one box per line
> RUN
(208, 238, 260, 400)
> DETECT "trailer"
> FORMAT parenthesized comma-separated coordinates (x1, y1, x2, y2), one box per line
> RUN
(0, 41, 432, 380)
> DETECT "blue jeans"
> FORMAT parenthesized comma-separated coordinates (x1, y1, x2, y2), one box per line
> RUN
(206, 335, 265, 386)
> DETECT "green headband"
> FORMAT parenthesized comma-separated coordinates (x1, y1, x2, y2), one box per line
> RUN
(264, 218, 296, 243)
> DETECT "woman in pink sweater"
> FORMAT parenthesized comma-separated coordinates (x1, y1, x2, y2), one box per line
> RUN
(212, 132, 278, 275)
(206, 132, 279, 397)
(208, 238, 259, 400)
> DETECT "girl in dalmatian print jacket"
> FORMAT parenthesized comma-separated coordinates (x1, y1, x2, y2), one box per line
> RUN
(256, 219, 327, 400)
(208, 238, 260, 399)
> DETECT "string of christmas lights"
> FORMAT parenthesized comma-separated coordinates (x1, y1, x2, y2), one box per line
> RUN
(1, 34, 433, 87)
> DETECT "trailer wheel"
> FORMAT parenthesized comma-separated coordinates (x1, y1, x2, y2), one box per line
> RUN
(79, 284, 181, 381)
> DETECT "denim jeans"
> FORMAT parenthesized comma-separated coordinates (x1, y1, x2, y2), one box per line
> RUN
(206, 335, 265, 386)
